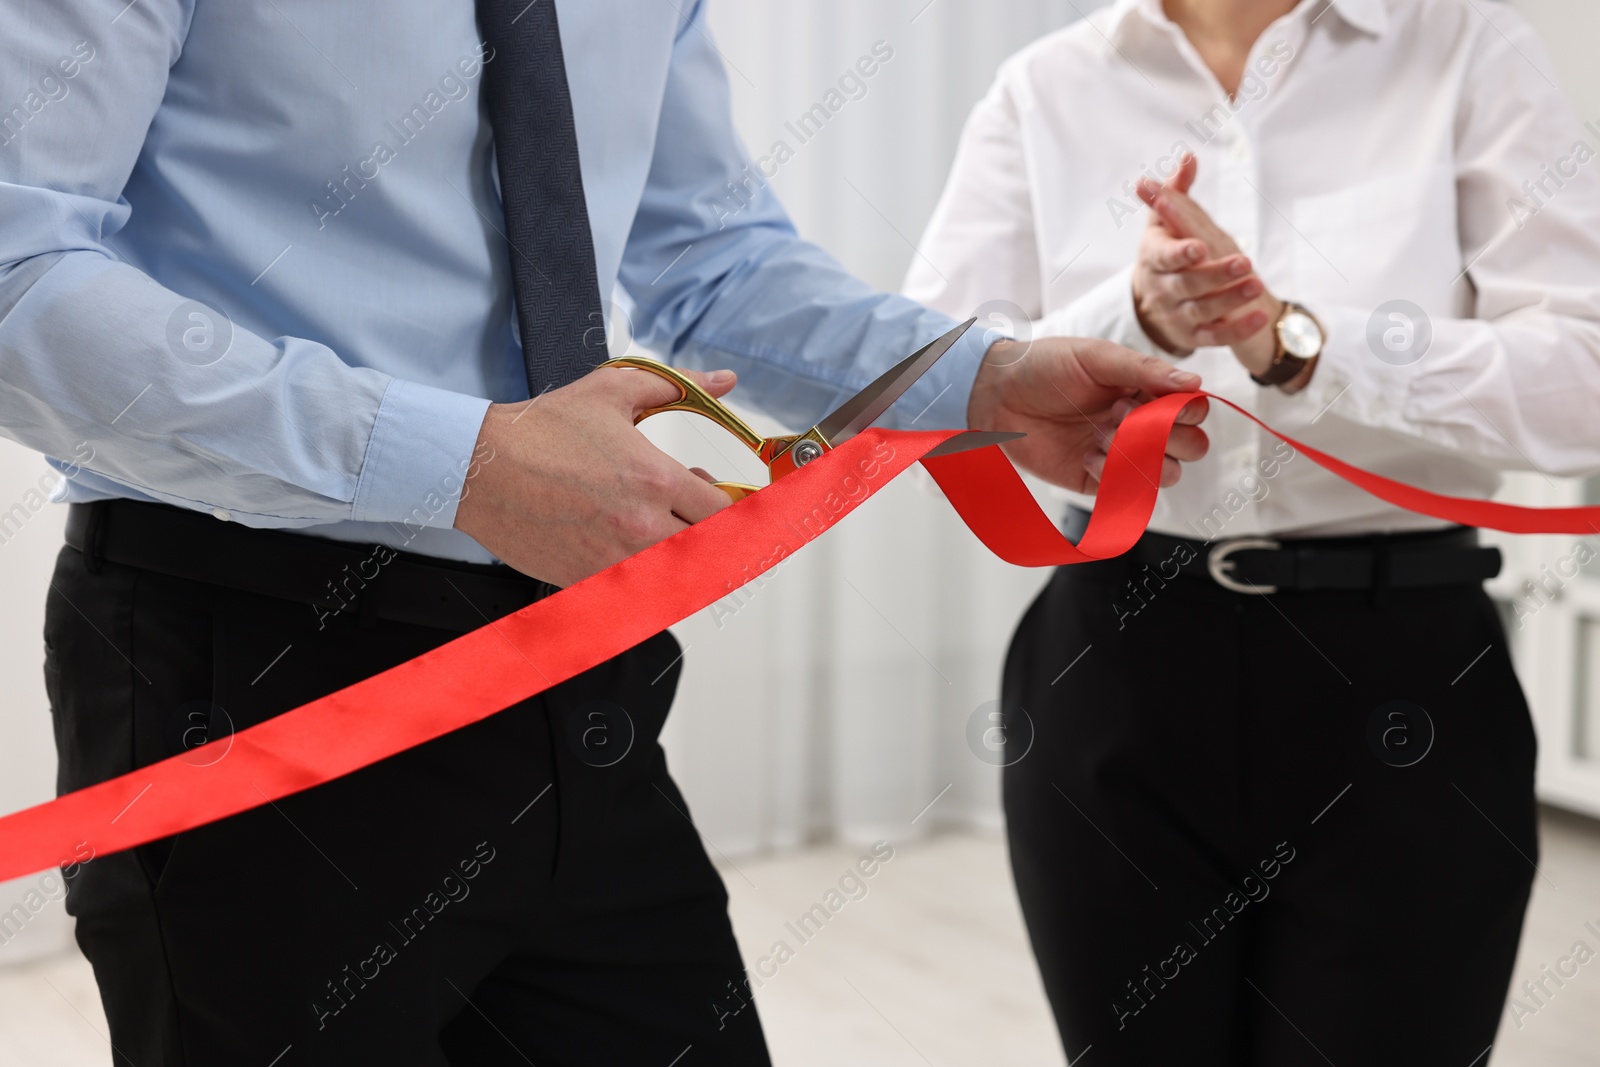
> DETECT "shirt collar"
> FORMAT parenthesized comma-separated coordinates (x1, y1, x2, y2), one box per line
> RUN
(1319, 0, 1389, 36)
(1099, 0, 1167, 48)
(1103, 0, 1390, 48)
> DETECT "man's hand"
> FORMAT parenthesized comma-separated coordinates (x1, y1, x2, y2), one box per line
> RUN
(968, 336, 1210, 493)
(1131, 155, 1273, 356)
(454, 366, 737, 586)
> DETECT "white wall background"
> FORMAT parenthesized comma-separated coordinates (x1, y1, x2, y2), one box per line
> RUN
(0, 451, 70, 960)
(2, 0, 1597, 962)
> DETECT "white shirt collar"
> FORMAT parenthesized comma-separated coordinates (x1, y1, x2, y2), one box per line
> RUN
(1318, 0, 1389, 36)
(1103, 0, 1390, 48)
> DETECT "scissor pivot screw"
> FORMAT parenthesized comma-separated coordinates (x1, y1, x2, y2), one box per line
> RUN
(791, 440, 825, 467)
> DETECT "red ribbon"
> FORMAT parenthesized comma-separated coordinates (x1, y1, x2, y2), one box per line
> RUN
(923, 393, 1600, 566)
(2, 392, 1595, 882)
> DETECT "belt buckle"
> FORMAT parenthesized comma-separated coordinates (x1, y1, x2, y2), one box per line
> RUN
(1207, 538, 1280, 594)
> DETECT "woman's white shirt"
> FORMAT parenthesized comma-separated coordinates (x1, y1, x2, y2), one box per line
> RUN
(906, 0, 1600, 539)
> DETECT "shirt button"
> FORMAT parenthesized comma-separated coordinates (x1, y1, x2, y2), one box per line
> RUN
(211, 508, 231, 522)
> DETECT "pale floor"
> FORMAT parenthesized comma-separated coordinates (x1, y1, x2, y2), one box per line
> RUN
(1, 812, 1597, 1066)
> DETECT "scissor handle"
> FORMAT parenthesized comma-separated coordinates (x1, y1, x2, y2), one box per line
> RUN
(603, 356, 768, 502)
(603, 356, 768, 452)
(713, 482, 763, 503)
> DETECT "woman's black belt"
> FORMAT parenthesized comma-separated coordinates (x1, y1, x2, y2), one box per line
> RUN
(1062, 506, 1502, 594)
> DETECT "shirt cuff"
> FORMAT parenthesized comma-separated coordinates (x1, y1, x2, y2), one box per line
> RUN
(351, 377, 493, 530)
(1034, 265, 1166, 358)
(1289, 304, 1416, 426)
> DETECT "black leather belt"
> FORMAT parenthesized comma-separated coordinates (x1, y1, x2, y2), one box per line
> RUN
(1062, 506, 1501, 594)
(65, 499, 554, 632)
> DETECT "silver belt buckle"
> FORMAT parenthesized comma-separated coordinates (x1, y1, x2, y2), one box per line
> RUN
(1207, 538, 1281, 594)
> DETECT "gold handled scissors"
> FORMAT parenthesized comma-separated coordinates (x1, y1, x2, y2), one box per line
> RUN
(604, 318, 1024, 501)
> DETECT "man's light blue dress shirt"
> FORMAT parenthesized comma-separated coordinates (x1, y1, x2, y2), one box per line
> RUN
(0, 0, 985, 562)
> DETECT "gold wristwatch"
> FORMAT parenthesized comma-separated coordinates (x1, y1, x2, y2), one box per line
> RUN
(1252, 301, 1324, 387)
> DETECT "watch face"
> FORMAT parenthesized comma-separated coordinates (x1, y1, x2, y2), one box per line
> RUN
(1279, 311, 1323, 358)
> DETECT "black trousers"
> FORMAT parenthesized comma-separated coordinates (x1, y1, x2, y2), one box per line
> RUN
(45, 542, 770, 1066)
(1002, 549, 1537, 1065)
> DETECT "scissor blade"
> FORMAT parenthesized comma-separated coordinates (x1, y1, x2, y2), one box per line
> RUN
(814, 317, 978, 446)
(921, 430, 1025, 459)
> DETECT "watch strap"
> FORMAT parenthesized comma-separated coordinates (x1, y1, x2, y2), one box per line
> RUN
(1251, 351, 1309, 387)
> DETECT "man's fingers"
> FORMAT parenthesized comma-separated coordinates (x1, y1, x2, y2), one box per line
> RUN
(1086, 444, 1182, 488)
(1083, 450, 1183, 488)
(1111, 394, 1210, 430)
(601, 364, 683, 415)
(1163, 423, 1209, 463)
(1175, 396, 1210, 426)
(1083, 431, 1201, 487)
(669, 463, 734, 524)
(1079, 343, 1202, 397)
(1106, 396, 1209, 458)
(1083, 448, 1106, 483)
(685, 367, 738, 399)
(602, 364, 739, 417)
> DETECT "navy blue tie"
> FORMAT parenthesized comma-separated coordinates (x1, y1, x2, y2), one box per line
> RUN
(476, 0, 607, 396)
